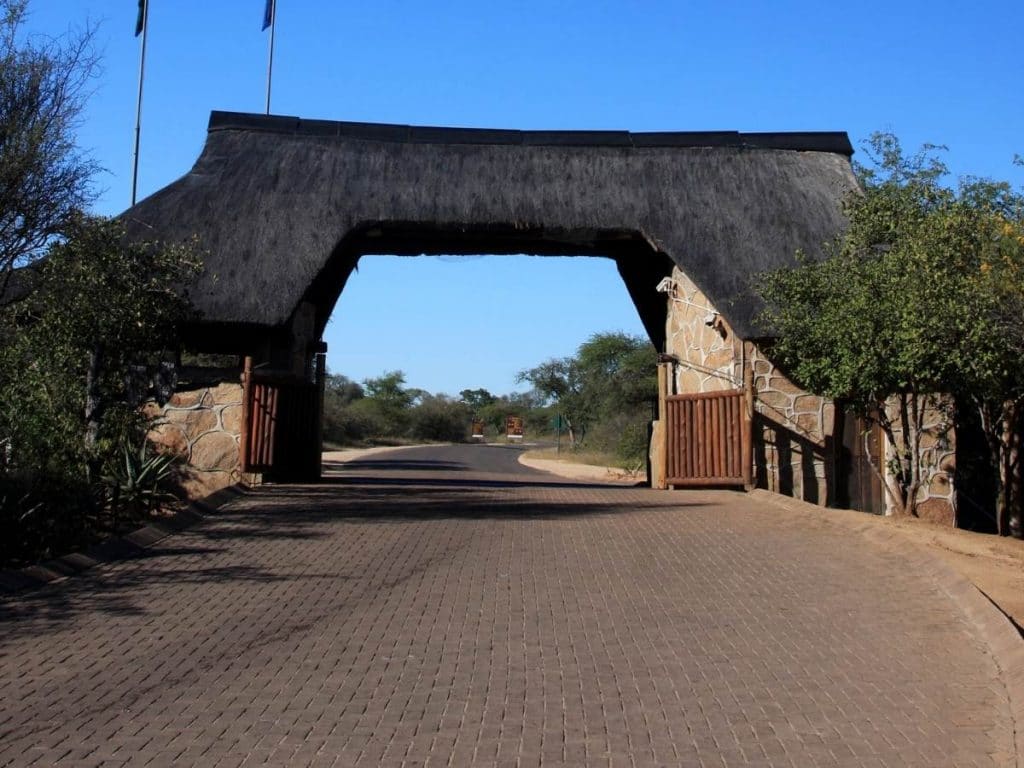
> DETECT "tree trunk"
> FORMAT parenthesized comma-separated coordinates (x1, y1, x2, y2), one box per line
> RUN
(873, 408, 908, 516)
(1002, 399, 1024, 538)
(905, 392, 923, 518)
(84, 343, 104, 480)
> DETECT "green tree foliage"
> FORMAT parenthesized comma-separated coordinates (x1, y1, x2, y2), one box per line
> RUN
(0, 216, 201, 562)
(518, 332, 656, 464)
(459, 388, 496, 412)
(408, 394, 471, 443)
(517, 357, 584, 443)
(322, 373, 367, 444)
(0, 0, 99, 298)
(322, 370, 476, 446)
(759, 133, 1024, 533)
(360, 370, 415, 437)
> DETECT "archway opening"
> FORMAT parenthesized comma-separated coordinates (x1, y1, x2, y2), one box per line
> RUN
(305, 223, 676, 468)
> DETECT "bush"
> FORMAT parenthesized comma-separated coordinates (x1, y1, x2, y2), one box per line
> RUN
(0, 470, 94, 566)
(408, 396, 471, 443)
(323, 399, 382, 445)
(615, 421, 650, 470)
(0, 216, 200, 566)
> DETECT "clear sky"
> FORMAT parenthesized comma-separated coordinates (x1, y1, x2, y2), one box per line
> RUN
(20, 1, 1024, 396)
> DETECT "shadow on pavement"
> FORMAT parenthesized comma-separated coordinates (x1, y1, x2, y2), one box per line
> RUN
(0, 472, 725, 637)
(323, 459, 469, 472)
(317, 473, 640, 491)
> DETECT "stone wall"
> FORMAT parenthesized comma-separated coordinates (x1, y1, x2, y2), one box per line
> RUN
(747, 344, 834, 505)
(661, 266, 956, 521)
(146, 382, 246, 499)
(664, 270, 739, 394)
(664, 268, 832, 503)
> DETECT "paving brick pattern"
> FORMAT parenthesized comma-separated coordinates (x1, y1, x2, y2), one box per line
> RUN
(0, 455, 1015, 766)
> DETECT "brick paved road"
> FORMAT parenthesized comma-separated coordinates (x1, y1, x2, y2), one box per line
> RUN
(0, 445, 1015, 767)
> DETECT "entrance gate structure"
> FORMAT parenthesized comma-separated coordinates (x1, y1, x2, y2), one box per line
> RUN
(124, 111, 857, 489)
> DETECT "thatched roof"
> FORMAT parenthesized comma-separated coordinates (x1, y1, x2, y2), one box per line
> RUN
(123, 111, 858, 346)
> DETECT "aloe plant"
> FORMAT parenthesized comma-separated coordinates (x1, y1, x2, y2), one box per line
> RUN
(102, 440, 178, 524)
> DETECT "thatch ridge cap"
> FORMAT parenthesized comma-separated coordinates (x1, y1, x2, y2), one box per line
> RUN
(206, 111, 853, 155)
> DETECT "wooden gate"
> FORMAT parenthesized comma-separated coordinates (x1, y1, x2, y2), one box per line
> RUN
(838, 410, 884, 514)
(665, 389, 751, 488)
(240, 355, 326, 480)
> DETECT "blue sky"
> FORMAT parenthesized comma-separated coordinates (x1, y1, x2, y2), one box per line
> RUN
(21, 1, 1024, 395)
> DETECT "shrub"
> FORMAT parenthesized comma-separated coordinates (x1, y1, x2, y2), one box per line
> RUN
(408, 396, 471, 442)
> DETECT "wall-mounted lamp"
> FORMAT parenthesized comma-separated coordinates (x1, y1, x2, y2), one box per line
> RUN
(655, 277, 675, 294)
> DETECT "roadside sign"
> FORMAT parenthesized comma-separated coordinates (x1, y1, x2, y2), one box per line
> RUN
(471, 418, 485, 439)
(505, 415, 523, 440)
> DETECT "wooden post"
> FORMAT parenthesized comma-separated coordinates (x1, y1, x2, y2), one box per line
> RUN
(742, 351, 754, 490)
(652, 360, 672, 490)
(314, 351, 326, 480)
(240, 356, 253, 473)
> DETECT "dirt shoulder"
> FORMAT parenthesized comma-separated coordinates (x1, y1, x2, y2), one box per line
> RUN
(518, 453, 645, 485)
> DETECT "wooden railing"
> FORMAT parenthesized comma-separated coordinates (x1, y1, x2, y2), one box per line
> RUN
(665, 388, 751, 488)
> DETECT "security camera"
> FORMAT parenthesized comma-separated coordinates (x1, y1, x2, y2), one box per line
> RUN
(703, 312, 719, 327)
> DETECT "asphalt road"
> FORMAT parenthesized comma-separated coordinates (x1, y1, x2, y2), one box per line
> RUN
(0, 444, 1016, 766)
(323, 442, 551, 479)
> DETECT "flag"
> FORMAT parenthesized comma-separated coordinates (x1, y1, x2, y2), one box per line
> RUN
(135, 0, 146, 37)
(262, 0, 275, 31)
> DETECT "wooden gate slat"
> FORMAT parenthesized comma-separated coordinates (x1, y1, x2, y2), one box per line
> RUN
(665, 388, 748, 488)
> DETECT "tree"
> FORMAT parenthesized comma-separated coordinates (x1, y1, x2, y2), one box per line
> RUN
(325, 373, 364, 405)
(361, 370, 414, 437)
(0, 0, 100, 299)
(0, 216, 201, 563)
(321, 373, 366, 445)
(1, 215, 201, 472)
(459, 388, 495, 412)
(517, 356, 585, 444)
(518, 332, 656, 453)
(575, 331, 657, 418)
(759, 133, 1024, 533)
(951, 177, 1024, 536)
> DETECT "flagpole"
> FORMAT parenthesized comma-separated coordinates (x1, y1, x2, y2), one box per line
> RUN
(265, 0, 276, 115)
(131, 0, 149, 206)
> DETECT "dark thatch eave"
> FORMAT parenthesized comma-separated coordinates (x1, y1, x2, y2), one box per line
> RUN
(122, 110, 858, 343)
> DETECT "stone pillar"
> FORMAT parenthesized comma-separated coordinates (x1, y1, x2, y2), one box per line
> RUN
(147, 382, 245, 498)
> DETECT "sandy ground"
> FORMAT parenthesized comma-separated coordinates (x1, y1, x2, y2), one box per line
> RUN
(322, 446, 1023, 631)
(517, 453, 645, 485)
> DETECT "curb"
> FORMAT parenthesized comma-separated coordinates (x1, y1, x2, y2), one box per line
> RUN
(753, 490, 1024, 767)
(0, 484, 249, 597)
(517, 453, 645, 485)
